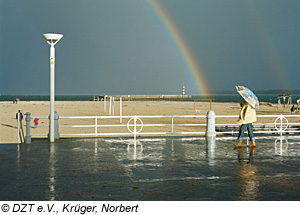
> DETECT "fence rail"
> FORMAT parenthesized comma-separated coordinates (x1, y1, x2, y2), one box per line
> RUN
(22, 113, 300, 142)
(59, 115, 207, 139)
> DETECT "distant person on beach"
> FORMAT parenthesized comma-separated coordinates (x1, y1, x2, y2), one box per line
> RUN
(291, 105, 295, 115)
(16, 110, 23, 121)
(235, 100, 256, 148)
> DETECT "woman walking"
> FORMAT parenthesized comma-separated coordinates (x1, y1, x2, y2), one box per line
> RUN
(235, 100, 256, 148)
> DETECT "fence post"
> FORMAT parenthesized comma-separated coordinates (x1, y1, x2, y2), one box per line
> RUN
(25, 112, 31, 144)
(112, 97, 115, 115)
(206, 110, 216, 137)
(134, 116, 137, 141)
(95, 116, 98, 136)
(280, 115, 283, 137)
(171, 116, 174, 133)
(109, 96, 112, 115)
(17, 112, 20, 144)
(104, 95, 107, 113)
(54, 111, 60, 139)
(120, 97, 122, 123)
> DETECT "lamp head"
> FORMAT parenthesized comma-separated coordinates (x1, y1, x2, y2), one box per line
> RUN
(42, 33, 63, 44)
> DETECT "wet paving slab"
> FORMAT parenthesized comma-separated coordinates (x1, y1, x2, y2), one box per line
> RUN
(0, 135, 299, 201)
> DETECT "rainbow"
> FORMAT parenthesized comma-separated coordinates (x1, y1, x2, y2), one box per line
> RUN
(242, 2, 288, 89)
(147, 0, 210, 95)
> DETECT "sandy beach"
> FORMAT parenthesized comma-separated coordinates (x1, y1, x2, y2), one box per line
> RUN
(0, 100, 296, 143)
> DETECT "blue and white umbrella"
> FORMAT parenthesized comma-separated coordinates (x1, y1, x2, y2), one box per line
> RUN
(236, 86, 259, 109)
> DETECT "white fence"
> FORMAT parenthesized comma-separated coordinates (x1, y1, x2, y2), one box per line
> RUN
(215, 115, 300, 135)
(26, 114, 300, 140)
(59, 115, 207, 139)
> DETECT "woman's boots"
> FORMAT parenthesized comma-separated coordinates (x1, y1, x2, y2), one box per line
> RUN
(234, 140, 243, 147)
(247, 141, 256, 148)
(234, 140, 256, 148)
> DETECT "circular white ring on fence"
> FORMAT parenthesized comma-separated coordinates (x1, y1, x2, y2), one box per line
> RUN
(127, 117, 143, 134)
(274, 116, 288, 131)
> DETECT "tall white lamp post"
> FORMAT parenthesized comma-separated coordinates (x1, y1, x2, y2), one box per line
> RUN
(42, 33, 63, 142)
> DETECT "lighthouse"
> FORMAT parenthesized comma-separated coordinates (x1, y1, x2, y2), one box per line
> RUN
(182, 84, 185, 96)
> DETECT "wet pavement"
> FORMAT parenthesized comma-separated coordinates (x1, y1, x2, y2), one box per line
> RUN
(0, 135, 299, 201)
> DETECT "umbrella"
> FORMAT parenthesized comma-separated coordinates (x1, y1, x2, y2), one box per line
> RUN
(236, 86, 259, 109)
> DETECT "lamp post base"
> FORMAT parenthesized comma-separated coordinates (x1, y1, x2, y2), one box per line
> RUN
(48, 111, 60, 141)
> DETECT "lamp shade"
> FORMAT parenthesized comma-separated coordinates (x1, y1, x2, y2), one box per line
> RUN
(42, 33, 63, 42)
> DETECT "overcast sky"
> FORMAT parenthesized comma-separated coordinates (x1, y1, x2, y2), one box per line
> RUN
(0, 0, 299, 95)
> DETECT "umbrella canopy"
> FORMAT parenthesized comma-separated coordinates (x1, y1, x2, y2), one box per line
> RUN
(236, 86, 259, 109)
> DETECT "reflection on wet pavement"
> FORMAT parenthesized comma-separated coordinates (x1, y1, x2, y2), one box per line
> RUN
(235, 147, 259, 200)
(0, 136, 299, 200)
